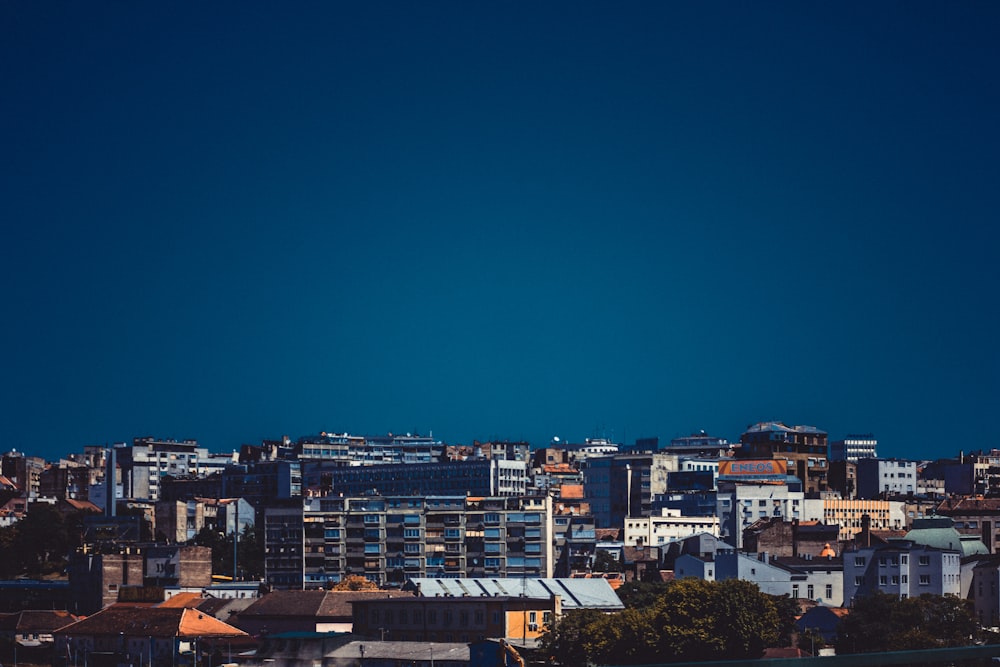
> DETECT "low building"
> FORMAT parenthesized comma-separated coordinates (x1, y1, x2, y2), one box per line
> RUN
(54, 605, 246, 667)
(403, 577, 623, 612)
(623, 509, 720, 546)
(231, 589, 412, 636)
(351, 595, 561, 645)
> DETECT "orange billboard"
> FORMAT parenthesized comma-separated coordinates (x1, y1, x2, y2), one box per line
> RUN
(718, 459, 787, 478)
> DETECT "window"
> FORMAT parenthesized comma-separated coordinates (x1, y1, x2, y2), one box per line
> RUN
(919, 575, 930, 585)
(891, 576, 899, 585)
(807, 585, 814, 599)
(919, 556, 930, 566)
(879, 557, 887, 567)
(901, 575, 908, 583)
(792, 584, 799, 598)
(879, 576, 887, 585)
(855, 577, 864, 586)
(901, 555, 908, 564)
(855, 557, 866, 566)
(826, 584, 833, 599)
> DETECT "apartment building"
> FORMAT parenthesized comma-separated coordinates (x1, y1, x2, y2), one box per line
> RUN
(623, 509, 720, 546)
(265, 494, 553, 589)
(301, 458, 528, 497)
(843, 541, 961, 604)
(584, 453, 676, 528)
(116, 438, 208, 502)
(801, 497, 907, 542)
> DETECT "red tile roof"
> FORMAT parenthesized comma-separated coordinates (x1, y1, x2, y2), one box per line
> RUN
(55, 606, 246, 639)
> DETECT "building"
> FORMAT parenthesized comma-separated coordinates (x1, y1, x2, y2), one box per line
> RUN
(266, 495, 554, 589)
(715, 461, 804, 549)
(856, 459, 917, 499)
(741, 518, 840, 559)
(231, 589, 412, 635)
(802, 497, 907, 542)
(829, 435, 878, 463)
(583, 453, 676, 528)
(351, 595, 561, 644)
(1, 451, 45, 499)
(54, 605, 246, 667)
(68, 545, 213, 614)
(843, 541, 961, 604)
(622, 509, 720, 547)
(404, 577, 623, 613)
(660, 432, 730, 458)
(936, 496, 1000, 553)
(737, 422, 828, 493)
(116, 438, 209, 502)
(302, 459, 528, 498)
(971, 555, 1000, 627)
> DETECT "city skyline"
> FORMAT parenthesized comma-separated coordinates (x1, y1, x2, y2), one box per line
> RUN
(3, 2, 998, 462)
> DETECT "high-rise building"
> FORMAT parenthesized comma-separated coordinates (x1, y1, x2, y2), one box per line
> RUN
(264, 494, 554, 589)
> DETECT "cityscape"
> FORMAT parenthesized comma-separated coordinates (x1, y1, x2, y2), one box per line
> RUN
(3, 423, 1000, 665)
(4, 2, 999, 666)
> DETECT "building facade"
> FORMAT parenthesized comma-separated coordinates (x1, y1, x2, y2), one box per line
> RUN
(265, 495, 554, 589)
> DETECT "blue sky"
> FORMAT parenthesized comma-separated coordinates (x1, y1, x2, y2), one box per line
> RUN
(3, 2, 998, 460)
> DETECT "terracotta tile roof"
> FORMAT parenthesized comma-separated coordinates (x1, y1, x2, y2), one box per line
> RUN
(938, 497, 1000, 513)
(62, 498, 101, 512)
(557, 484, 584, 498)
(55, 606, 246, 639)
(595, 528, 622, 541)
(12, 610, 81, 633)
(158, 593, 206, 608)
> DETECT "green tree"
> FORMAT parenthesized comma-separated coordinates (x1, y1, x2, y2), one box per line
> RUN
(836, 592, 979, 654)
(591, 549, 623, 573)
(542, 578, 783, 665)
(541, 608, 613, 666)
(616, 579, 670, 609)
(770, 594, 802, 647)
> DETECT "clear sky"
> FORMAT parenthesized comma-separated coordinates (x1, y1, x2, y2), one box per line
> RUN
(3, 2, 998, 461)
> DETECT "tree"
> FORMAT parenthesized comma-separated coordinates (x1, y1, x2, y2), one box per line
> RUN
(616, 579, 670, 609)
(332, 575, 379, 591)
(836, 592, 980, 654)
(770, 594, 802, 647)
(540, 608, 611, 666)
(541, 578, 783, 665)
(591, 549, 622, 573)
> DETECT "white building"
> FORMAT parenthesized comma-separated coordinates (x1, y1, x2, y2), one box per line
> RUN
(623, 509, 720, 546)
(717, 479, 804, 549)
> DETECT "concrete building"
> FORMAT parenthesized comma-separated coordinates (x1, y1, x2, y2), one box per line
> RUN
(843, 541, 961, 604)
(68, 545, 212, 614)
(584, 453, 676, 528)
(116, 438, 208, 502)
(265, 495, 554, 589)
(856, 459, 917, 499)
(829, 435, 878, 463)
(622, 509, 720, 546)
(351, 595, 560, 644)
(737, 422, 828, 493)
(301, 459, 528, 498)
(716, 462, 804, 549)
(801, 497, 907, 542)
